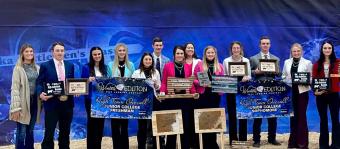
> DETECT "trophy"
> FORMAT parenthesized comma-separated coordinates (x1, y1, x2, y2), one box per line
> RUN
(157, 77, 199, 100)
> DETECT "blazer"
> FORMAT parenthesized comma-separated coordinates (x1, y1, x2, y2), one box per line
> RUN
(188, 58, 201, 76)
(160, 62, 196, 94)
(153, 54, 170, 76)
(81, 64, 112, 101)
(36, 59, 75, 111)
(193, 61, 224, 95)
(108, 61, 135, 77)
(10, 65, 41, 124)
(249, 52, 281, 80)
(312, 59, 340, 93)
(132, 69, 161, 95)
(282, 57, 312, 93)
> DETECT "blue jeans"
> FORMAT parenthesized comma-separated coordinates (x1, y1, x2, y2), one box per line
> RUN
(15, 95, 37, 149)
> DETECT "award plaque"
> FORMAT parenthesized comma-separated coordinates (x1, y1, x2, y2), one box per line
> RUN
(66, 78, 89, 95)
(211, 75, 238, 93)
(292, 72, 310, 85)
(44, 81, 65, 96)
(157, 77, 199, 100)
(259, 59, 278, 73)
(312, 78, 329, 90)
(197, 71, 211, 86)
(228, 62, 248, 76)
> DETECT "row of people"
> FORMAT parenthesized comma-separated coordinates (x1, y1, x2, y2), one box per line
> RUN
(9, 36, 339, 149)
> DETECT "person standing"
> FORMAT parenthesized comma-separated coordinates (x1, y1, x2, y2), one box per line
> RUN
(193, 45, 224, 149)
(10, 44, 40, 149)
(249, 36, 281, 147)
(282, 43, 312, 149)
(223, 41, 251, 145)
(312, 41, 340, 149)
(36, 42, 75, 149)
(160, 45, 196, 149)
(108, 43, 135, 149)
(81, 47, 112, 149)
(132, 52, 161, 149)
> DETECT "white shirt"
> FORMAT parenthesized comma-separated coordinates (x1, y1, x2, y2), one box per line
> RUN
(223, 56, 251, 78)
(94, 66, 103, 77)
(261, 52, 270, 59)
(53, 58, 65, 81)
(153, 52, 162, 67)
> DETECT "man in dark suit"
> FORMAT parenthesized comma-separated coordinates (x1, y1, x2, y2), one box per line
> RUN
(249, 36, 281, 148)
(36, 42, 75, 149)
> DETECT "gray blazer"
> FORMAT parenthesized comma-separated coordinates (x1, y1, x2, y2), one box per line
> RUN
(249, 53, 281, 80)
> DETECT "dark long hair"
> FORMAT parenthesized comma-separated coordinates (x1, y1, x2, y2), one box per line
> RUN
(89, 47, 107, 77)
(317, 41, 337, 73)
(139, 52, 156, 74)
(184, 42, 198, 59)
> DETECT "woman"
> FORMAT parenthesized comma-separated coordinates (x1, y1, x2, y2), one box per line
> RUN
(282, 43, 312, 149)
(312, 41, 340, 149)
(193, 45, 224, 149)
(184, 42, 201, 76)
(10, 44, 40, 149)
(108, 43, 135, 149)
(222, 41, 251, 145)
(160, 45, 196, 149)
(132, 52, 161, 149)
(81, 46, 112, 149)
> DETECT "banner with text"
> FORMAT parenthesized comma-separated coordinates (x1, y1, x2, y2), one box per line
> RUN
(236, 80, 293, 119)
(91, 77, 154, 119)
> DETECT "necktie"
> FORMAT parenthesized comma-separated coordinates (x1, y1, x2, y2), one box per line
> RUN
(264, 54, 268, 59)
(156, 57, 161, 75)
(57, 61, 65, 81)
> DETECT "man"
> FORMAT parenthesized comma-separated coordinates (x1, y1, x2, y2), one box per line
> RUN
(152, 37, 170, 77)
(249, 36, 281, 148)
(36, 42, 75, 149)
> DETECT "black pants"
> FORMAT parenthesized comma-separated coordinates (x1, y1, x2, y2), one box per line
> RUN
(197, 88, 221, 149)
(252, 117, 277, 142)
(226, 93, 247, 144)
(41, 105, 73, 149)
(161, 98, 194, 149)
(85, 98, 105, 149)
(316, 93, 340, 149)
(111, 119, 129, 149)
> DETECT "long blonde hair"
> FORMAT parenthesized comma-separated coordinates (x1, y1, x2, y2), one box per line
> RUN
(202, 45, 220, 73)
(112, 43, 132, 73)
(15, 43, 37, 70)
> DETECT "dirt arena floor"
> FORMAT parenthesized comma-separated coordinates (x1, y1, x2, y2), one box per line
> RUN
(0, 132, 324, 149)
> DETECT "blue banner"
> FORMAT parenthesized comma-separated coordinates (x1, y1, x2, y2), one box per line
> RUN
(236, 80, 293, 119)
(91, 77, 154, 119)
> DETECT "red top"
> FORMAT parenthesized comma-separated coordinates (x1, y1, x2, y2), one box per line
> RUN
(160, 62, 196, 94)
(312, 59, 340, 92)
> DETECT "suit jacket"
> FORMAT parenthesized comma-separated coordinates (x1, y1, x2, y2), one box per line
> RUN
(36, 59, 75, 111)
(312, 59, 340, 92)
(282, 57, 312, 93)
(160, 62, 195, 94)
(132, 69, 161, 95)
(193, 61, 224, 95)
(108, 61, 135, 77)
(154, 54, 170, 76)
(249, 52, 281, 80)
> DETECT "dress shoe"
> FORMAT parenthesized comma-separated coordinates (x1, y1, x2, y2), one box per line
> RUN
(253, 141, 260, 148)
(268, 140, 281, 145)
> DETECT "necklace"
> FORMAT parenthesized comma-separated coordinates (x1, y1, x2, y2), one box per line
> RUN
(292, 61, 299, 67)
(175, 63, 184, 75)
(118, 64, 125, 68)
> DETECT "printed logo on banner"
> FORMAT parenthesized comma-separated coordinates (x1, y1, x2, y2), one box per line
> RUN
(236, 80, 293, 119)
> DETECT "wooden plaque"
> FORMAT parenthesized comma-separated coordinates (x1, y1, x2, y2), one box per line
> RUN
(194, 108, 227, 133)
(152, 110, 184, 136)
(259, 59, 278, 73)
